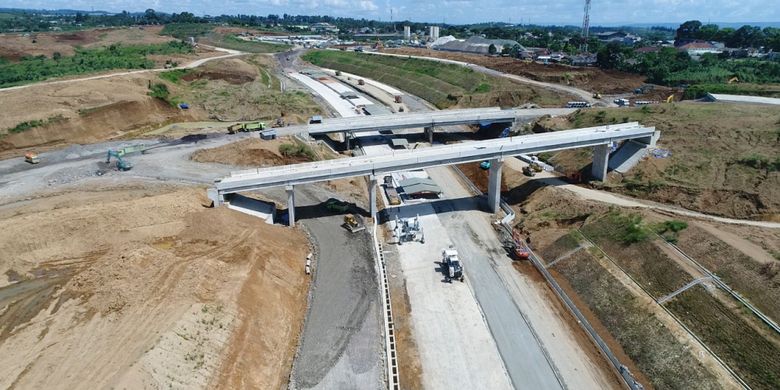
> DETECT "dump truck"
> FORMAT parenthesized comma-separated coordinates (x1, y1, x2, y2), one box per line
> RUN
(343, 214, 366, 233)
(442, 248, 465, 282)
(24, 152, 40, 164)
(227, 122, 267, 134)
(324, 198, 351, 213)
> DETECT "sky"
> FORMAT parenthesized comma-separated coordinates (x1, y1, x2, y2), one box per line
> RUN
(1, 0, 778, 25)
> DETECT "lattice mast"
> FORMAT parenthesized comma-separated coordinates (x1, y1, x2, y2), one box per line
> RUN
(581, 0, 591, 52)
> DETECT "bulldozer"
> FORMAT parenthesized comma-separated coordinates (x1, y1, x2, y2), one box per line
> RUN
(343, 214, 366, 233)
(522, 162, 543, 177)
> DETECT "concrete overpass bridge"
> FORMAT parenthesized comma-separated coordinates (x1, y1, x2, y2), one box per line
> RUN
(273, 107, 576, 143)
(210, 122, 659, 225)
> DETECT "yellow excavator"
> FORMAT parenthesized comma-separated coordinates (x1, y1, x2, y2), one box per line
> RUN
(666, 95, 675, 103)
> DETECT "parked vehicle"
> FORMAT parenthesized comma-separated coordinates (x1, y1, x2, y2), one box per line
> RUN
(442, 248, 465, 282)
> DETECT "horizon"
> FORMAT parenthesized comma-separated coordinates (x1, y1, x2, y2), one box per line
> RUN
(0, 1, 778, 26)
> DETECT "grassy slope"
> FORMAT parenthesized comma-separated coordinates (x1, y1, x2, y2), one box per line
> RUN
(578, 211, 780, 389)
(552, 246, 721, 390)
(302, 50, 569, 109)
(200, 34, 290, 53)
(546, 102, 780, 219)
(666, 286, 780, 390)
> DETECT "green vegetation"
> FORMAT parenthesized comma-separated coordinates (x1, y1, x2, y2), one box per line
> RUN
(676, 226, 780, 324)
(666, 286, 780, 390)
(585, 212, 651, 245)
(279, 142, 317, 161)
(581, 212, 691, 298)
(160, 23, 214, 39)
(148, 82, 180, 106)
(683, 83, 780, 99)
(202, 34, 291, 53)
(303, 50, 566, 108)
(0, 41, 193, 88)
(737, 153, 780, 172)
(654, 220, 688, 243)
(552, 250, 721, 390)
(148, 83, 170, 100)
(159, 69, 192, 84)
(6, 115, 65, 134)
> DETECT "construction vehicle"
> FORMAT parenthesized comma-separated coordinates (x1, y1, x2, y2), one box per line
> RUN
(244, 122, 266, 132)
(106, 149, 133, 171)
(324, 198, 351, 213)
(666, 94, 675, 103)
(480, 160, 491, 170)
(503, 229, 530, 260)
(442, 248, 465, 282)
(343, 214, 366, 233)
(273, 117, 286, 128)
(522, 162, 543, 177)
(592, 92, 602, 99)
(227, 122, 267, 134)
(633, 84, 655, 94)
(614, 98, 630, 107)
(395, 215, 424, 244)
(24, 152, 40, 164)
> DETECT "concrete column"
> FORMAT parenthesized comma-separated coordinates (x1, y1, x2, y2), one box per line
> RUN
(207, 188, 224, 207)
(345, 132, 351, 150)
(487, 158, 504, 213)
(286, 185, 296, 227)
(591, 144, 610, 181)
(424, 126, 434, 144)
(368, 174, 378, 221)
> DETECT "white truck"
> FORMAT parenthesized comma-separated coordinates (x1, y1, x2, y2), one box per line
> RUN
(442, 249, 464, 283)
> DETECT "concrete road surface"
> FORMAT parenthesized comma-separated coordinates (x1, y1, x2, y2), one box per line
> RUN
(387, 204, 514, 390)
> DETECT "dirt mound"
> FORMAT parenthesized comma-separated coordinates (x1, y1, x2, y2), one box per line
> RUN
(0, 184, 310, 389)
(0, 73, 199, 158)
(191, 138, 308, 167)
(184, 58, 259, 85)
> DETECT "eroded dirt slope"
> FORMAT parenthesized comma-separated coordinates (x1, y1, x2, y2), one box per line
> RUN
(0, 183, 309, 389)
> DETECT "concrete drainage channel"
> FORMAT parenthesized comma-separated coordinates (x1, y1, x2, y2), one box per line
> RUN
(371, 222, 400, 390)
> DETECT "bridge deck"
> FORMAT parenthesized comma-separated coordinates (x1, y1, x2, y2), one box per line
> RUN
(271, 107, 576, 136)
(216, 122, 656, 195)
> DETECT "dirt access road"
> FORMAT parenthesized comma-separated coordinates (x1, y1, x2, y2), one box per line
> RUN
(0, 45, 246, 93)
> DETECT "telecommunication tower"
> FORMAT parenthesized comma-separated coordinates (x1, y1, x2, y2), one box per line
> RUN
(581, 0, 591, 52)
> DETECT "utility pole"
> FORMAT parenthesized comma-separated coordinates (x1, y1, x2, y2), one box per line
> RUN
(581, 0, 591, 52)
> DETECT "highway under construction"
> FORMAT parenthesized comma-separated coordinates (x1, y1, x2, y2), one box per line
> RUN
(215, 66, 660, 390)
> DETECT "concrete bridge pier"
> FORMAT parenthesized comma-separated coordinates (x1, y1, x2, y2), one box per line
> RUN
(591, 144, 610, 181)
(368, 174, 378, 221)
(487, 158, 504, 213)
(286, 184, 296, 227)
(345, 131, 351, 150)
(424, 126, 434, 144)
